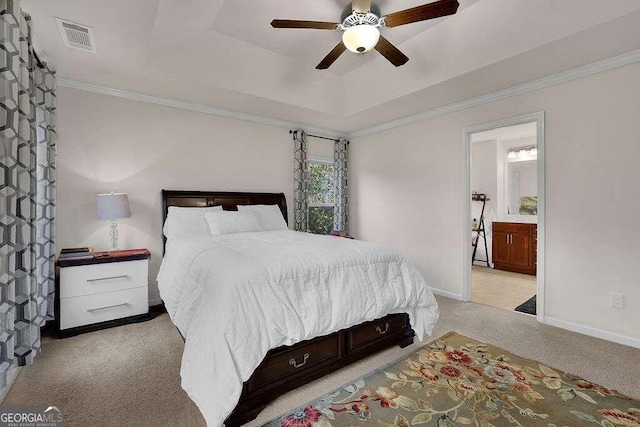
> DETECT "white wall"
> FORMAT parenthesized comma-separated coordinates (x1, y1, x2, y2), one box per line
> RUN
(350, 64, 640, 344)
(56, 87, 294, 304)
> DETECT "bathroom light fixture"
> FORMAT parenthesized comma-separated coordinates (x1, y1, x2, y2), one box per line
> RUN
(507, 145, 537, 161)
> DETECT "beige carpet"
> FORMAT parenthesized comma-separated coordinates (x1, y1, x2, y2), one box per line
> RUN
(3, 296, 639, 426)
(472, 266, 537, 311)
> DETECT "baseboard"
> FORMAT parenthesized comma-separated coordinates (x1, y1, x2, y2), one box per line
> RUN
(148, 298, 163, 307)
(544, 316, 640, 349)
(0, 365, 21, 404)
(430, 287, 463, 301)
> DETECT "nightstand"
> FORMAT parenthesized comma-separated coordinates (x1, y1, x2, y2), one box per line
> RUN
(55, 249, 151, 337)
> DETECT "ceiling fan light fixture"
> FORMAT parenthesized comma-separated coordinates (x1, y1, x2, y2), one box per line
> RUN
(342, 25, 380, 54)
(272, 0, 461, 69)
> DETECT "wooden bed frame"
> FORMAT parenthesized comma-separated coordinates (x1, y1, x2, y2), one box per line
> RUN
(161, 190, 415, 426)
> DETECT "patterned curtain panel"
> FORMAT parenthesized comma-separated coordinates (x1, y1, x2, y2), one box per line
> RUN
(333, 139, 349, 233)
(292, 130, 309, 232)
(1, 1, 57, 390)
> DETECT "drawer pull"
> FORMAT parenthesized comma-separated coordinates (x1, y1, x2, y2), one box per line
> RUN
(87, 302, 129, 312)
(87, 275, 128, 283)
(376, 322, 390, 335)
(289, 353, 309, 369)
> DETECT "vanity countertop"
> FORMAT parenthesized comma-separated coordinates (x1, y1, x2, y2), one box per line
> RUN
(494, 217, 537, 224)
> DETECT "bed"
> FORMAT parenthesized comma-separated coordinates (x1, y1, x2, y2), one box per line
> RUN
(158, 190, 439, 426)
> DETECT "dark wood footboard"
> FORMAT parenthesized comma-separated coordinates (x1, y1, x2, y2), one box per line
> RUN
(226, 313, 414, 426)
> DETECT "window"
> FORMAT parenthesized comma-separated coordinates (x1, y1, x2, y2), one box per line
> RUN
(307, 158, 334, 234)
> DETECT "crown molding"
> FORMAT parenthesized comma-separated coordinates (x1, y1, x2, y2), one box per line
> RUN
(58, 48, 640, 141)
(57, 78, 347, 139)
(348, 48, 640, 138)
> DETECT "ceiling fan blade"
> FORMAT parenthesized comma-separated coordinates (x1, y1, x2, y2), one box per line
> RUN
(271, 20, 339, 30)
(374, 36, 409, 67)
(316, 42, 347, 70)
(352, 0, 372, 13)
(384, 0, 459, 28)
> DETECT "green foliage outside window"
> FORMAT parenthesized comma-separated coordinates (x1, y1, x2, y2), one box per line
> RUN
(308, 206, 334, 235)
(308, 162, 334, 204)
(308, 162, 334, 234)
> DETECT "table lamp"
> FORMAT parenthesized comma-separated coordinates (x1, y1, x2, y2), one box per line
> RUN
(97, 193, 131, 250)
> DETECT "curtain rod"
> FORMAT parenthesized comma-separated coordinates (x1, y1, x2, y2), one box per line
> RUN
(289, 130, 345, 143)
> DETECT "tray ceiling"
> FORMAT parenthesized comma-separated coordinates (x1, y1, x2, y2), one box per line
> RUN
(211, 0, 481, 76)
(21, 0, 640, 132)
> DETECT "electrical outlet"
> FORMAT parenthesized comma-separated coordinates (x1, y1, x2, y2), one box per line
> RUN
(610, 293, 624, 309)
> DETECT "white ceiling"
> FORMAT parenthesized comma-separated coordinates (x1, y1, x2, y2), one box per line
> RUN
(22, 0, 640, 133)
(212, 0, 481, 76)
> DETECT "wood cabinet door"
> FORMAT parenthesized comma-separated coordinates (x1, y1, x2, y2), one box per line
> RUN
(493, 231, 510, 265)
(509, 232, 531, 267)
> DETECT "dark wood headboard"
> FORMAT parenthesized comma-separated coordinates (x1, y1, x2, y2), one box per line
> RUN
(161, 190, 288, 252)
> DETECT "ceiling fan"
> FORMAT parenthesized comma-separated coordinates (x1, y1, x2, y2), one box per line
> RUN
(271, 0, 460, 70)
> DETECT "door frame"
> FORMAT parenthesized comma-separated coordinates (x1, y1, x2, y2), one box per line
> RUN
(461, 111, 546, 322)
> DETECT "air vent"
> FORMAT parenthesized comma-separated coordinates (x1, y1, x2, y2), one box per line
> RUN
(56, 18, 96, 53)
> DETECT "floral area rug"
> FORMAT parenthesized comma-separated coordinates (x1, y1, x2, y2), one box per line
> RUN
(262, 332, 639, 427)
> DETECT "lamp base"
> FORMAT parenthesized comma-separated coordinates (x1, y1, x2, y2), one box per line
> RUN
(109, 220, 119, 250)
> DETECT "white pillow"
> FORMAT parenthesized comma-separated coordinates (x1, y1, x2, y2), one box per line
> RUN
(204, 210, 263, 235)
(163, 206, 223, 239)
(237, 204, 288, 231)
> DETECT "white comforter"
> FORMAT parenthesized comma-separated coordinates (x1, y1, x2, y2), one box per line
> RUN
(157, 230, 439, 426)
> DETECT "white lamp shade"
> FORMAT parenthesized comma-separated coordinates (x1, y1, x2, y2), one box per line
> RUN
(97, 193, 131, 220)
(342, 25, 380, 53)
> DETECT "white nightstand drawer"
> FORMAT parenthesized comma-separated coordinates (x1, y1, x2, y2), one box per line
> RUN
(60, 260, 148, 299)
(60, 286, 148, 330)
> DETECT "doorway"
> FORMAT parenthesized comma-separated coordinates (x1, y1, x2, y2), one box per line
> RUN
(462, 112, 545, 322)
